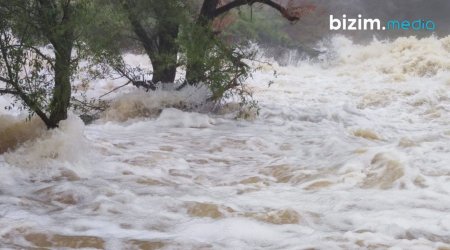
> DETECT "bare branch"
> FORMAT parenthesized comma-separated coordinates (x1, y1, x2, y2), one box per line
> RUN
(0, 89, 18, 95)
(99, 80, 131, 99)
(0, 32, 52, 126)
(113, 65, 156, 91)
(5, 44, 55, 69)
(214, 0, 303, 21)
(0, 75, 13, 85)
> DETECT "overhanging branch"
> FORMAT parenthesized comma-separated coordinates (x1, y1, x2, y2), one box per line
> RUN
(214, 0, 301, 21)
(0, 75, 13, 84)
(0, 88, 18, 95)
(5, 44, 55, 69)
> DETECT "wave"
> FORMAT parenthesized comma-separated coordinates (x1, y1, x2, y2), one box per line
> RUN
(101, 85, 211, 122)
(0, 116, 46, 154)
(319, 35, 450, 80)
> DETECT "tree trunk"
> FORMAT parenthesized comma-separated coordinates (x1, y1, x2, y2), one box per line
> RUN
(47, 42, 73, 128)
(36, 0, 75, 128)
(150, 22, 179, 84)
(151, 56, 177, 84)
(124, 1, 179, 84)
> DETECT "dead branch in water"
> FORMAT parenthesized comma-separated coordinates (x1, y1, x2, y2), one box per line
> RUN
(99, 80, 131, 99)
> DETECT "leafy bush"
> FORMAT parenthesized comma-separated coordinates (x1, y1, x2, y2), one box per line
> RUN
(178, 23, 259, 114)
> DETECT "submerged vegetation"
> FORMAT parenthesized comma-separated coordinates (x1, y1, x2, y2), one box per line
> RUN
(0, 0, 313, 128)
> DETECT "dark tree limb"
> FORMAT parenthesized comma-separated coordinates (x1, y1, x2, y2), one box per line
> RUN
(214, 0, 301, 21)
(1, 7, 56, 128)
(0, 88, 18, 95)
(198, 0, 221, 24)
(113, 65, 156, 91)
(98, 81, 131, 99)
(122, 1, 156, 57)
(0, 76, 13, 85)
(5, 44, 55, 69)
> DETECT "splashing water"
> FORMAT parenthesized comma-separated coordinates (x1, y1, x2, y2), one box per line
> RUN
(1, 36, 450, 249)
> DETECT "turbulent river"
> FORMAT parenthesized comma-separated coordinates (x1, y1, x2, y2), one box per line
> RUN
(1, 36, 450, 249)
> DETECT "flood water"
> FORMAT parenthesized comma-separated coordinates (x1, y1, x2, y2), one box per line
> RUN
(1, 36, 450, 249)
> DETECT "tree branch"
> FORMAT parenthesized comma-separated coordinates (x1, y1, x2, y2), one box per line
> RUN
(0, 75, 13, 84)
(113, 65, 156, 91)
(122, 0, 156, 57)
(214, 0, 301, 21)
(198, 0, 220, 23)
(0, 88, 18, 95)
(6, 44, 55, 69)
(0, 33, 53, 127)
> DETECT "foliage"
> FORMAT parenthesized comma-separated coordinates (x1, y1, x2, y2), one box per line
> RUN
(178, 22, 258, 112)
(0, 0, 129, 127)
(0, 0, 313, 124)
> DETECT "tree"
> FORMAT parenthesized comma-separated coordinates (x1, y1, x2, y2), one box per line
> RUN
(184, 0, 314, 85)
(0, 0, 90, 128)
(120, 0, 312, 86)
(121, 0, 184, 84)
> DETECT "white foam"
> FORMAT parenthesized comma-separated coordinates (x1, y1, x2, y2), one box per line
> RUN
(1, 35, 450, 249)
(101, 85, 211, 122)
(156, 108, 213, 128)
(3, 115, 91, 178)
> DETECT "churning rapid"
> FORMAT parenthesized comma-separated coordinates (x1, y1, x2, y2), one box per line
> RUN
(1, 35, 450, 249)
